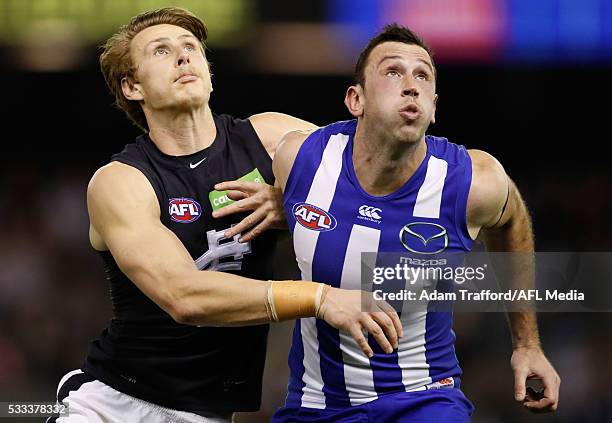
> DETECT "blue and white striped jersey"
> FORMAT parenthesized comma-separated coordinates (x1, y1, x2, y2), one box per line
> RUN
(282, 119, 475, 410)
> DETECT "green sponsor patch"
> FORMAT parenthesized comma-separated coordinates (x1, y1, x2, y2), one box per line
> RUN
(209, 168, 265, 211)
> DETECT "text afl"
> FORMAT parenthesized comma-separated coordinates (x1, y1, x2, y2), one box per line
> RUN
(292, 202, 337, 232)
(169, 198, 202, 223)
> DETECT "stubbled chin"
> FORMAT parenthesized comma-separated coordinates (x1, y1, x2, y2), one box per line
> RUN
(396, 125, 425, 144)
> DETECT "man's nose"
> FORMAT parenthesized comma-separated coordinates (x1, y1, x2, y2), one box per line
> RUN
(177, 50, 190, 67)
(402, 86, 419, 97)
(402, 77, 419, 97)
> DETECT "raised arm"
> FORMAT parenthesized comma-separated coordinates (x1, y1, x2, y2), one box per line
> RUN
(211, 114, 317, 241)
(248, 112, 318, 159)
(467, 149, 560, 413)
(272, 129, 313, 191)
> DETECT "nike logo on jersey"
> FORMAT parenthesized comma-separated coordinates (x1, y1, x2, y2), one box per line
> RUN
(189, 157, 207, 169)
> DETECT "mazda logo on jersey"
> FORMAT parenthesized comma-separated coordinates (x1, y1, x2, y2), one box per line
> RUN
(292, 202, 337, 232)
(169, 198, 202, 223)
(399, 222, 448, 254)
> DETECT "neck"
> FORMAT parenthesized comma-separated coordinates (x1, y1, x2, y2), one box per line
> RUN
(146, 104, 216, 156)
(352, 121, 427, 196)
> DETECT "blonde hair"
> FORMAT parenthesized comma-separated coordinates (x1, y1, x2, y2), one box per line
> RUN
(99, 7, 208, 131)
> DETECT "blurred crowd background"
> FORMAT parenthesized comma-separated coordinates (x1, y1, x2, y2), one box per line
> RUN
(1, 0, 611, 422)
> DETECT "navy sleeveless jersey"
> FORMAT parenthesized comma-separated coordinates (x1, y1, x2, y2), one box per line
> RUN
(282, 120, 474, 409)
(84, 114, 277, 413)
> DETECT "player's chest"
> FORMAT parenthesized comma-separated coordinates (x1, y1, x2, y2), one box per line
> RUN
(290, 195, 459, 256)
(159, 165, 268, 257)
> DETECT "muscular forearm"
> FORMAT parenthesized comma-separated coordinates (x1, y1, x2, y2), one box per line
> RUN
(469, 154, 558, 411)
(506, 311, 540, 349)
(168, 271, 324, 327)
(169, 271, 270, 326)
(483, 198, 540, 348)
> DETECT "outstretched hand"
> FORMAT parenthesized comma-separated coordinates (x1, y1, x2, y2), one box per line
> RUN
(319, 287, 403, 358)
(511, 345, 560, 413)
(212, 180, 287, 242)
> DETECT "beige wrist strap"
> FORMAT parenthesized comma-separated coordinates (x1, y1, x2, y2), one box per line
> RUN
(266, 281, 330, 321)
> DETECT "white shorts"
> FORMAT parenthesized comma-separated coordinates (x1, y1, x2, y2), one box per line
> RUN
(48, 369, 234, 423)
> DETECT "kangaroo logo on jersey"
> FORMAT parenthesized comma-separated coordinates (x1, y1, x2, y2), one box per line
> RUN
(169, 198, 202, 223)
(399, 222, 448, 254)
(292, 202, 337, 232)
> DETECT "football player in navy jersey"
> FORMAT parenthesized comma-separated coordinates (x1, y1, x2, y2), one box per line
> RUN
(272, 24, 560, 422)
(49, 8, 402, 423)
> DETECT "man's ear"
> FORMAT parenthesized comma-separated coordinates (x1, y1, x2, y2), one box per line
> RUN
(431, 93, 438, 124)
(121, 76, 144, 102)
(344, 84, 364, 118)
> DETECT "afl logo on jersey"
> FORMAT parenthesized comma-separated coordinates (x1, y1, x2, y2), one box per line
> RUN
(169, 198, 202, 223)
(292, 202, 337, 232)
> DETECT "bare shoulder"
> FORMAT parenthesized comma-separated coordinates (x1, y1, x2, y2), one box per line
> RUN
(248, 112, 316, 130)
(273, 129, 315, 191)
(87, 162, 159, 234)
(466, 149, 509, 235)
(248, 112, 317, 158)
(469, 149, 506, 182)
(89, 161, 156, 204)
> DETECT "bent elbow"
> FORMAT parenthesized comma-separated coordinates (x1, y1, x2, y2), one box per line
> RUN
(167, 297, 200, 325)
(168, 297, 236, 326)
(160, 274, 205, 325)
(160, 274, 244, 326)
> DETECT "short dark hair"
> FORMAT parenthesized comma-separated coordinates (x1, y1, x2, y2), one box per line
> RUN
(354, 23, 435, 87)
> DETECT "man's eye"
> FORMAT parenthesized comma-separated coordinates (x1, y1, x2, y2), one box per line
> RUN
(185, 44, 195, 52)
(154, 47, 168, 56)
(415, 73, 428, 81)
(386, 70, 400, 77)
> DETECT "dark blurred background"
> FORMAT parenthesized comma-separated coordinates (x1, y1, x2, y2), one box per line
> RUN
(1, 0, 611, 422)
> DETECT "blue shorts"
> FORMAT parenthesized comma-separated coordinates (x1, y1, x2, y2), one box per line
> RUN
(272, 389, 474, 423)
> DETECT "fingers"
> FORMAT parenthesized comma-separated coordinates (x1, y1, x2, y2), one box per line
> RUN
(544, 373, 560, 411)
(225, 190, 249, 201)
(212, 196, 257, 219)
(375, 300, 404, 338)
(525, 373, 560, 412)
(321, 289, 401, 359)
(513, 365, 528, 402)
(239, 214, 280, 242)
(369, 312, 399, 350)
(212, 183, 275, 220)
(212, 181, 285, 241)
(348, 324, 374, 358)
(224, 208, 267, 240)
(214, 180, 262, 193)
(524, 396, 555, 413)
(361, 315, 394, 355)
